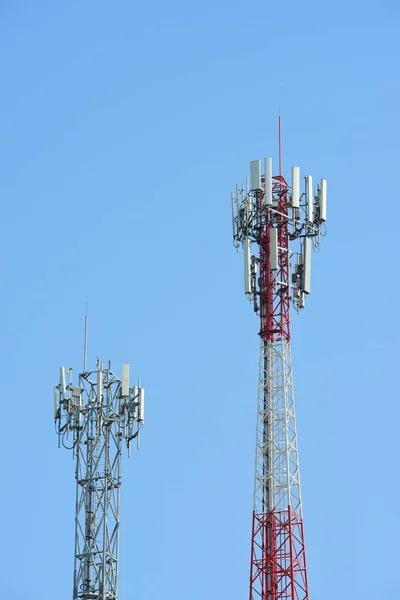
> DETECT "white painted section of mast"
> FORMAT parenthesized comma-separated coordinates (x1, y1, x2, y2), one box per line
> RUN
(254, 339, 303, 516)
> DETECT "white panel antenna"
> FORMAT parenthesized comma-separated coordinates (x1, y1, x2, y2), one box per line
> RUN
(250, 160, 262, 191)
(97, 370, 103, 402)
(306, 175, 313, 223)
(302, 237, 312, 294)
(264, 158, 272, 205)
(244, 238, 252, 295)
(139, 388, 145, 422)
(270, 228, 278, 271)
(246, 193, 253, 220)
(122, 364, 130, 397)
(60, 367, 66, 400)
(54, 386, 59, 419)
(70, 386, 82, 408)
(320, 179, 327, 222)
(231, 192, 236, 238)
(291, 167, 300, 209)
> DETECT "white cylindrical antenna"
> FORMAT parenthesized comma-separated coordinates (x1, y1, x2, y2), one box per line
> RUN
(320, 179, 327, 222)
(306, 175, 313, 223)
(133, 384, 138, 400)
(139, 388, 145, 423)
(264, 158, 272, 205)
(54, 386, 59, 419)
(302, 237, 312, 294)
(250, 160, 262, 191)
(97, 370, 103, 402)
(291, 166, 300, 209)
(60, 367, 66, 400)
(122, 364, 130, 397)
(244, 238, 252, 295)
(270, 228, 278, 270)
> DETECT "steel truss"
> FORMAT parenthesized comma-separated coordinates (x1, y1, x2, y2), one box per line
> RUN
(250, 339, 308, 600)
(232, 148, 326, 600)
(251, 175, 308, 600)
(55, 360, 143, 600)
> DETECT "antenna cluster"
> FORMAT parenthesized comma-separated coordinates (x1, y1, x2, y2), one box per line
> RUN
(231, 158, 327, 312)
(54, 361, 144, 454)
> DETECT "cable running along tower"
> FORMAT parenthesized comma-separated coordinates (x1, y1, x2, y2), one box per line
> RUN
(231, 128, 327, 600)
(54, 324, 144, 600)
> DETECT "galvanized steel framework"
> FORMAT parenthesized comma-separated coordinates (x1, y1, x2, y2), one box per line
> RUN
(251, 338, 307, 600)
(232, 135, 326, 600)
(55, 360, 144, 600)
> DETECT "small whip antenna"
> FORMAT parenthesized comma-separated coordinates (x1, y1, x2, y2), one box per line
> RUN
(278, 114, 282, 178)
(83, 304, 88, 372)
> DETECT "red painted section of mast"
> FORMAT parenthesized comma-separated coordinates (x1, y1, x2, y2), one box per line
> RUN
(250, 510, 308, 600)
(249, 119, 309, 600)
(259, 174, 290, 342)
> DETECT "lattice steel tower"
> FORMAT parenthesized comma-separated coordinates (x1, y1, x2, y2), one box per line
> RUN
(231, 127, 327, 600)
(54, 325, 144, 600)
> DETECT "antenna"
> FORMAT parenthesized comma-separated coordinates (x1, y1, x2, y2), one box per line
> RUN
(264, 158, 273, 205)
(83, 305, 88, 372)
(306, 175, 313, 223)
(278, 115, 282, 178)
(291, 166, 300, 209)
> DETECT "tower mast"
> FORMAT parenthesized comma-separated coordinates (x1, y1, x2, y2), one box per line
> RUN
(54, 347, 144, 600)
(231, 129, 327, 600)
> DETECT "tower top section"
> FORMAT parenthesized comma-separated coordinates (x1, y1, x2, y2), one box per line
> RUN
(231, 157, 327, 338)
(54, 359, 144, 455)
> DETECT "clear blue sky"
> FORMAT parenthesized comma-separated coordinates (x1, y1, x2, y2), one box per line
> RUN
(0, 1, 399, 599)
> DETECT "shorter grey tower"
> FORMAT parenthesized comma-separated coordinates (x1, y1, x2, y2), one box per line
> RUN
(54, 354, 144, 600)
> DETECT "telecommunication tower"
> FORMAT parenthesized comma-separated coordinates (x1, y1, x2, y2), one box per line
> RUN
(231, 126, 327, 600)
(54, 320, 145, 600)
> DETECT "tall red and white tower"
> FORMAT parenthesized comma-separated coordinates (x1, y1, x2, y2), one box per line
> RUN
(231, 125, 327, 600)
